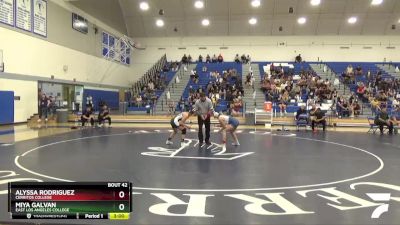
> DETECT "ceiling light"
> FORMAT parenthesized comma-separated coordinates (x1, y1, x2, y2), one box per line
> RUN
(398, 19, 400, 23)
(202, 19, 210, 26)
(156, 19, 164, 27)
(194, 0, 204, 9)
(249, 17, 257, 25)
(310, 0, 321, 6)
(297, 17, 307, 24)
(371, 0, 383, 5)
(251, 0, 261, 8)
(139, 2, 149, 11)
(348, 17, 357, 24)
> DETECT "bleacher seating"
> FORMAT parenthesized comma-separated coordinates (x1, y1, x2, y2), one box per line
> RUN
(127, 65, 178, 113)
(256, 62, 313, 114)
(178, 62, 242, 113)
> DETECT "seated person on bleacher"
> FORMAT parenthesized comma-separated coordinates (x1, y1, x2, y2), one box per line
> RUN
(336, 96, 350, 118)
(311, 108, 326, 132)
(98, 104, 111, 127)
(374, 107, 394, 135)
(350, 100, 361, 117)
(230, 97, 243, 117)
(81, 105, 95, 127)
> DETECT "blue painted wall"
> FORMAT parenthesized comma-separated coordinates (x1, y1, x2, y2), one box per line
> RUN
(83, 89, 119, 111)
(0, 91, 14, 124)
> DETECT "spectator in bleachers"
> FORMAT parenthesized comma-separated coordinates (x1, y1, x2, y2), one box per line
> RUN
(168, 100, 175, 116)
(278, 91, 290, 116)
(182, 54, 188, 64)
(395, 66, 399, 73)
(206, 54, 211, 63)
(350, 100, 361, 118)
(311, 108, 326, 132)
(241, 54, 247, 64)
(356, 83, 367, 102)
(392, 97, 399, 108)
(295, 54, 302, 63)
(355, 65, 363, 76)
(231, 98, 243, 117)
(198, 55, 203, 63)
(375, 107, 394, 135)
(234, 54, 240, 63)
(212, 54, 218, 63)
(202, 65, 207, 72)
(188, 55, 192, 63)
(217, 54, 224, 63)
(246, 55, 251, 64)
(336, 96, 350, 118)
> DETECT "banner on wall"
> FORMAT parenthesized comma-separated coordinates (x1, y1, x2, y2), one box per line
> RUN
(16, 0, 32, 32)
(33, 0, 47, 36)
(0, 0, 14, 26)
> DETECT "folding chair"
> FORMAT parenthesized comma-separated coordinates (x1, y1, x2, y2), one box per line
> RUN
(296, 114, 309, 131)
(367, 117, 378, 134)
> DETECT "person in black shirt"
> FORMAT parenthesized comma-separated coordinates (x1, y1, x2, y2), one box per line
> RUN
(98, 104, 111, 127)
(81, 106, 95, 127)
(38, 94, 49, 123)
(375, 107, 393, 135)
(311, 108, 326, 132)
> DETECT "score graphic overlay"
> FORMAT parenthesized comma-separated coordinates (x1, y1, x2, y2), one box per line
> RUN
(8, 182, 132, 220)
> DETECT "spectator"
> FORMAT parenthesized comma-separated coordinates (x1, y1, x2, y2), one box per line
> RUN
(278, 91, 290, 116)
(231, 98, 242, 117)
(234, 54, 240, 63)
(350, 100, 361, 118)
(81, 105, 95, 127)
(181, 54, 188, 64)
(206, 54, 211, 63)
(246, 55, 251, 64)
(355, 65, 363, 76)
(241, 54, 246, 64)
(374, 107, 394, 135)
(38, 94, 49, 123)
(217, 54, 223, 63)
(198, 55, 203, 63)
(212, 54, 218, 63)
(98, 104, 111, 127)
(311, 108, 327, 132)
(395, 66, 399, 73)
(188, 55, 192, 63)
(295, 54, 302, 63)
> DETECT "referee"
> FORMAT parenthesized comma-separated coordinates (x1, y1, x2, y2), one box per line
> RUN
(194, 93, 214, 145)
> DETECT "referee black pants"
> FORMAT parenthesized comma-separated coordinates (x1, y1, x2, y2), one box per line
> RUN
(198, 116, 211, 143)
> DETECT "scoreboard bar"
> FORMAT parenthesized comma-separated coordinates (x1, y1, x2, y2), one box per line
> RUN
(9, 182, 132, 220)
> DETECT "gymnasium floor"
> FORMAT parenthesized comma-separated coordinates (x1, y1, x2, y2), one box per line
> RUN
(0, 123, 400, 225)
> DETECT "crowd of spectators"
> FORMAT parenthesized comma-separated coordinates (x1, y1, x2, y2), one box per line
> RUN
(178, 67, 244, 116)
(129, 59, 177, 107)
(260, 63, 340, 116)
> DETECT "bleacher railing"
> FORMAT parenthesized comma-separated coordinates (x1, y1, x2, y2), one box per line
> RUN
(131, 54, 167, 96)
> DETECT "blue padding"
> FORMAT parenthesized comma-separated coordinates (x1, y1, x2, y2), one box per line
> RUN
(0, 91, 14, 124)
(83, 89, 119, 111)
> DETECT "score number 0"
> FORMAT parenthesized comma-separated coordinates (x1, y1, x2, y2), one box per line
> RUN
(118, 191, 126, 211)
